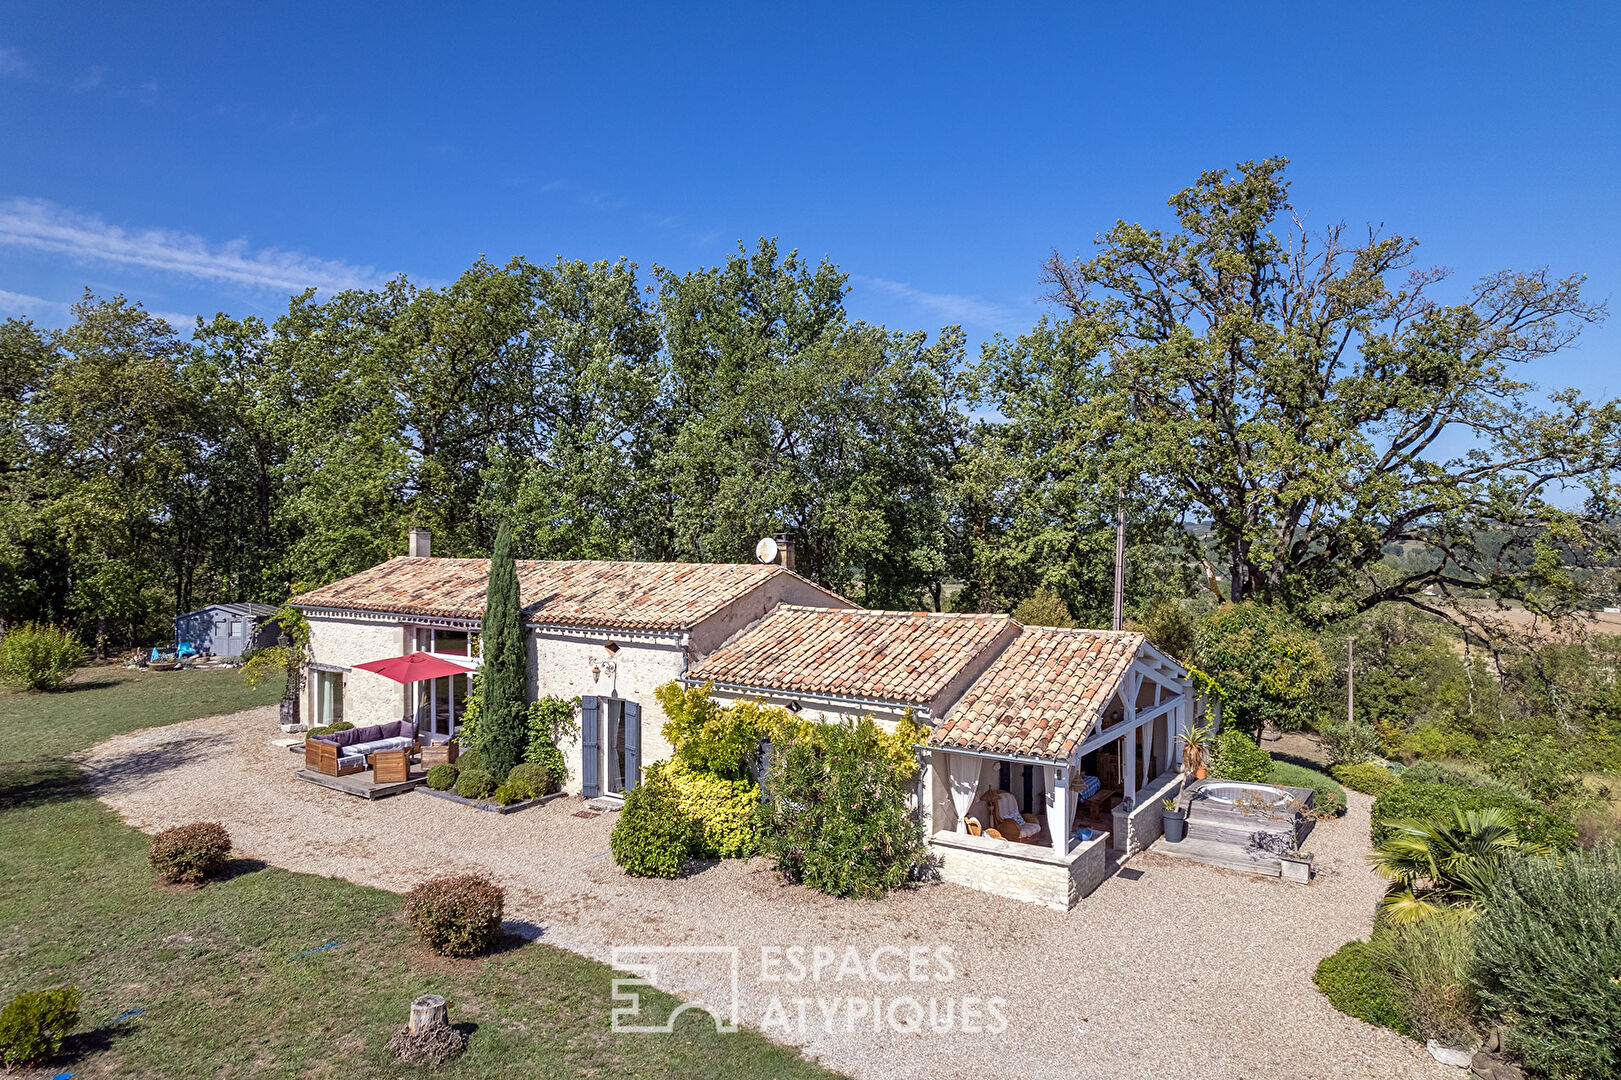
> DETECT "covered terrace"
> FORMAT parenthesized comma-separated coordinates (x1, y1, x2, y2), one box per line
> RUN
(924, 627, 1196, 909)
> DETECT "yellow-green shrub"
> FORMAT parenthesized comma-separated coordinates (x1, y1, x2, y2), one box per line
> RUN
(663, 761, 760, 858)
(656, 682, 788, 778)
(1332, 762, 1402, 796)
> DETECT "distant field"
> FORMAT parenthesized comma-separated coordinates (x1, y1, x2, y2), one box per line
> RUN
(1439, 600, 1621, 642)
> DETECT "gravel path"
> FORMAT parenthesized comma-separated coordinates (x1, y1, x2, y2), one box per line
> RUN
(79, 709, 1446, 1080)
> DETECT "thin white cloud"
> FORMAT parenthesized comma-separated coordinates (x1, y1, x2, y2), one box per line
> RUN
(0, 197, 388, 294)
(0, 290, 192, 331)
(0, 288, 67, 319)
(851, 273, 1021, 329)
(0, 47, 28, 78)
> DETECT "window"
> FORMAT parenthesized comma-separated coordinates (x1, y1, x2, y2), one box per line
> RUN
(315, 670, 344, 725)
(433, 630, 470, 656)
(412, 627, 471, 656)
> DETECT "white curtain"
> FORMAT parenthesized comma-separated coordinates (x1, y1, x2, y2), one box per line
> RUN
(948, 754, 987, 833)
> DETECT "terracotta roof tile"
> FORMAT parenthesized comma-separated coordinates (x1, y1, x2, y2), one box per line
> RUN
(291, 557, 820, 633)
(930, 627, 1145, 761)
(684, 605, 1014, 705)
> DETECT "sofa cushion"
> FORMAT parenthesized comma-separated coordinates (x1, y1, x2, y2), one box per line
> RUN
(343, 736, 414, 759)
(352, 724, 384, 744)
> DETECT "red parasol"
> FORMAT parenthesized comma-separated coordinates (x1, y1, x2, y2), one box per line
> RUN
(352, 651, 475, 684)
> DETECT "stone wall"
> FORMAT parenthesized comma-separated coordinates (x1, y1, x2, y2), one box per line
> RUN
(930, 831, 1109, 910)
(303, 616, 410, 728)
(1111, 771, 1187, 857)
(529, 630, 687, 796)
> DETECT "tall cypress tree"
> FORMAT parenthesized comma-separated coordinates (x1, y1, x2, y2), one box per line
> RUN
(478, 523, 528, 779)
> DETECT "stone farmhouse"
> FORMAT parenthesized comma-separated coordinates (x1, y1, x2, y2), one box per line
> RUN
(290, 529, 1196, 909)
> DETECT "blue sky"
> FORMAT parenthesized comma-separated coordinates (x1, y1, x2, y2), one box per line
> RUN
(2, 2, 1618, 403)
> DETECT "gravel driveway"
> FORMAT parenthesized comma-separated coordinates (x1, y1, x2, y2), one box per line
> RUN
(79, 708, 1446, 1080)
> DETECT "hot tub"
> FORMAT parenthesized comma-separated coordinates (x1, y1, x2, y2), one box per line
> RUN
(1196, 781, 1293, 807)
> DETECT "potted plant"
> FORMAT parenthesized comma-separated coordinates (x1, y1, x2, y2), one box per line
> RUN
(1161, 797, 1186, 842)
(1278, 839, 1313, 883)
(1180, 721, 1211, 779)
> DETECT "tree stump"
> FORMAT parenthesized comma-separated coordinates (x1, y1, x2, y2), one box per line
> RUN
(408, 994, 448, 1034)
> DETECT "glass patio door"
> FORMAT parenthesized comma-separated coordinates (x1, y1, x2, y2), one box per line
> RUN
(414, 672, 469, 740)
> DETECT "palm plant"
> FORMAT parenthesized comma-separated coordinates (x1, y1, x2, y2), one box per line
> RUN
(1180, 720, 1213, 773)
(1370, 806, 1542, 923)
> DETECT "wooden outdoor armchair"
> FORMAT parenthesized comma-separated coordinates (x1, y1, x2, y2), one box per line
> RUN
(304, 738, 364, 777)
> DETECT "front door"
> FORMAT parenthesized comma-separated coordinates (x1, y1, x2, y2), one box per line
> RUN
(581, 696, 640, 798)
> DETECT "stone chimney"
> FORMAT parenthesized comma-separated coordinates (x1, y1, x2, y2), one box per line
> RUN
(775, 533, 795, 572)
(408, 527, 432, 558)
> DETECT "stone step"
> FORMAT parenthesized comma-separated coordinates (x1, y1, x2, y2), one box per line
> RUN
(1149, 834, 1282, 877)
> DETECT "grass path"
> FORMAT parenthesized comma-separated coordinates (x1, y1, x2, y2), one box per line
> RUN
(0, 669, 840, 1078)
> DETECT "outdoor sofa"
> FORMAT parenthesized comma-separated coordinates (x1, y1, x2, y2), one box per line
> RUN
(305, 720, 417, 776)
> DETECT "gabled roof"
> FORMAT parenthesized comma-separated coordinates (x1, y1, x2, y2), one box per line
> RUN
(291, 557, 837, 634)
(684, 605, 1015, 706)
(929, 627, 1145, 762)
(179, 602, 278, 619)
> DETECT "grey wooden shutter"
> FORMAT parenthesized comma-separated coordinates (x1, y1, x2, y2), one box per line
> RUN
(623, 700, 641, 791)
(581, 696, 599, 797)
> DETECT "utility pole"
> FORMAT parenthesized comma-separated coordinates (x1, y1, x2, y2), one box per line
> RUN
(1347, 636, 1355, 726)
(1112, 484, 1125, 631)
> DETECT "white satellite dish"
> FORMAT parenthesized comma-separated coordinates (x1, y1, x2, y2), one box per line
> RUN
(755, 536, 779, 564)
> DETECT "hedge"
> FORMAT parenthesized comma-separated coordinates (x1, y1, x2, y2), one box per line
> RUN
(1268, 761, 1346, 816)
(1369, 782, 1577, 851)
(1313, 940, 1412, 1037)
(1330, 762, 1402, 796)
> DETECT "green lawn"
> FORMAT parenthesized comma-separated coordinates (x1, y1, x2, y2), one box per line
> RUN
(0, 669, 839, 1078)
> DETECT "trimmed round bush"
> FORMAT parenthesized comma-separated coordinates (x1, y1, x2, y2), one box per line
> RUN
(664, 760, 760, 858)
(1472, 845, 1621, 1080)
(0, 623, 86, 692)
(504, 761, 554, 800)
(610, 769, 698, 878)
(455, 767, 495, 801)
(1313, 940, 1412, 1037)
(425, 764, 459, 791)
(0, 985, 80, 1069)
(147, 822, 231, 886)
(1209, 728, 1273, 783)
(1332, 762, 1402, 796)
(1268, 761, 1346, 816)
(305, 721, 353, 739)
(403, 874, 505, 957)
(1370, 781, 1577, 851)
(453, 746, 482, 775)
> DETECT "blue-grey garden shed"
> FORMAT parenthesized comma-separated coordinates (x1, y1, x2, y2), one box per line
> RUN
(174, 602, 281, 658)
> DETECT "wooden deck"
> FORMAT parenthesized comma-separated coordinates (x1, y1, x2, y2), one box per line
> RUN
(294, 767, 423, 800)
